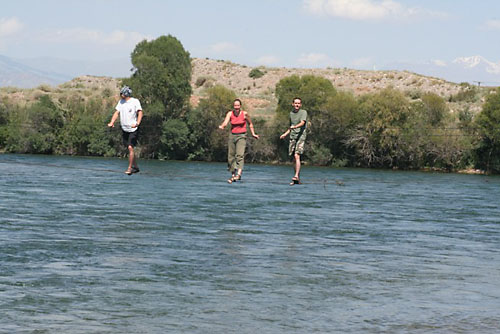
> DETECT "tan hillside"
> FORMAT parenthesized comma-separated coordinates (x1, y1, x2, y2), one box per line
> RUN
(1, 75, 121, 109)
(191, 58, 486, 119)
(1, 58, 487, 119)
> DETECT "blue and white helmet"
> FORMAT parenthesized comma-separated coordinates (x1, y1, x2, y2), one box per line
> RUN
(120, 86, 132, 97)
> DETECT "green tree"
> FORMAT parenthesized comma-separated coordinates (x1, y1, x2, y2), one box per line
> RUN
(475, 87, 500, 172)
(123, 35, 192, 158)
(0, 100, 8, 149)
(160, 118, 192, 160)
(346, 88, 411, 168)
(187, 85, 236, 161)
(126, 35, 192, 116)
(310, 90, 360, 165)
(55, 93, 117, 156)
(420, 92, 448, 126)
(4, 97, 61, 154)
(275, 75, 336, 117)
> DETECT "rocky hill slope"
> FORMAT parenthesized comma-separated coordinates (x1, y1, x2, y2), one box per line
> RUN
(2, 58, 488, 119)
(190, 58, 486, 119)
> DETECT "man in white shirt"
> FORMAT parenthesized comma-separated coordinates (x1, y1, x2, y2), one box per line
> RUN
(108, 86, 144, 175)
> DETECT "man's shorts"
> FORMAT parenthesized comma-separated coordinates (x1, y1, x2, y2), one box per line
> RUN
(289, 136, 305, 156)
(122, 130, 139, 148)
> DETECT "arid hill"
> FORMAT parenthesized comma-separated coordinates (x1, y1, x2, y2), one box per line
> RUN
(2, 57, 487, 119)
(190, 58, 486, 119)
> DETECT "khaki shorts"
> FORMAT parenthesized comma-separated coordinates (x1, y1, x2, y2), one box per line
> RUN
(289, 137, 305, 155)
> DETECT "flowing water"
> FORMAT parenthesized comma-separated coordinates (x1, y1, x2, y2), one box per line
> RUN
(1, 154, 499, 333)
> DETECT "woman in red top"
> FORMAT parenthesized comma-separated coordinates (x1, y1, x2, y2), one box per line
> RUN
(219, 99, 259, 183)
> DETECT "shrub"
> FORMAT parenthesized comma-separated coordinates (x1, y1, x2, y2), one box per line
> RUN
(249, 68, 265, 79)
(449, 85, 478, 102)
(195, 76, 215, 88)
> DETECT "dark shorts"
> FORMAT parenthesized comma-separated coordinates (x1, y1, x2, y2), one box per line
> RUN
(122, 130, 139, 148)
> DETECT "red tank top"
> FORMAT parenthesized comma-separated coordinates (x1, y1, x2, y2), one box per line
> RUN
(230, 110, 247, 134)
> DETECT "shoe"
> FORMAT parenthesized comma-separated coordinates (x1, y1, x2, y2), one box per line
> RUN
(290, 177, 300, 185)
(132, 167, 140, 173)
(125, 168, 133, 175)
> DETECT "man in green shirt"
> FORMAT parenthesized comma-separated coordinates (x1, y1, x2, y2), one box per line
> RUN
(280, 97, 307, 185)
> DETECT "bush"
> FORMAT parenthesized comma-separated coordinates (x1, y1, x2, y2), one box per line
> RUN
(474, 87, 500, 172)
(449, 85, 478, 102)
(195, 76, 214, 88)
(187, 85, 236, 161)
(249, 68, 265, 79)
(421, 92, 448, 126)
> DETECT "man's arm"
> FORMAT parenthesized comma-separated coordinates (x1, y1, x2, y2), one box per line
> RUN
(280, 128, 290, 139)
(132, 110, 143, 128)
(291, 120, 306, 129)
(108, 110, 119, 127)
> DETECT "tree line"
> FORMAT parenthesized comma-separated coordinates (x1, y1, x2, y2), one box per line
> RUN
(1, 35, 500, 173)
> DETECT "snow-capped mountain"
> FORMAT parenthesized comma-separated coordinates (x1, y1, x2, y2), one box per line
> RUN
(2, 53, 499, 89)
(452, 55, 500, 74)
(384, 55, 500, 85)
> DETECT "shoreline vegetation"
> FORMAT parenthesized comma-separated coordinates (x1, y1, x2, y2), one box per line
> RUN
(1, 35, 500, 174)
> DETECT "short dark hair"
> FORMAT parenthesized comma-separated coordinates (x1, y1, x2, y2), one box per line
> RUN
(293, 97, 302, 103)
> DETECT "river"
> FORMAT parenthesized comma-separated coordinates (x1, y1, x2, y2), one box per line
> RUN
(1, 154, 499, 333)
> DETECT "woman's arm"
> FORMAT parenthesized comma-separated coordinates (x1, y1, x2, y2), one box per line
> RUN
(244, 111, 259, 139)
(219, 111, 232, 129)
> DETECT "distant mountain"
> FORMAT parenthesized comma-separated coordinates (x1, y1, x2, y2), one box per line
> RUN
(0, 55, 133, 88)
(453, 55, 500, 73)
(0, 55, 71, 88)
(383, 55, 500, 85)
(18, 57, 133, 80)
(3, 52, 499, 90)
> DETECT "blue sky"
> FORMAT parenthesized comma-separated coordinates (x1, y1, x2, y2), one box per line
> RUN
(1, 0, 499, 70)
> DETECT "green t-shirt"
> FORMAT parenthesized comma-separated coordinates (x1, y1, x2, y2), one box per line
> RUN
(290, 109, 307, 140)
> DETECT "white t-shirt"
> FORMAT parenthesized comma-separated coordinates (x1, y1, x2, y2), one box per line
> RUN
(115, 97, 142, 132)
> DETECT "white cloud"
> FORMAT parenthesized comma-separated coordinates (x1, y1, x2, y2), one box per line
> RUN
(256, 55, 280, 65)
(482, 19, 500, 30)
(303, 0, 447, 21)
(209, 42, 242, 54)
(431, 59, 447, 67)
(0, 17, 24, 37)
(38, 28, 148, 45)
(297, 53, 339, 67)
(350, 57, 374, 68)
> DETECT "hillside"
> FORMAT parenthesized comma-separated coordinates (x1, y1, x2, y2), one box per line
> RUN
(190, 58, 486, 119)
(1, 57, 488, 119)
